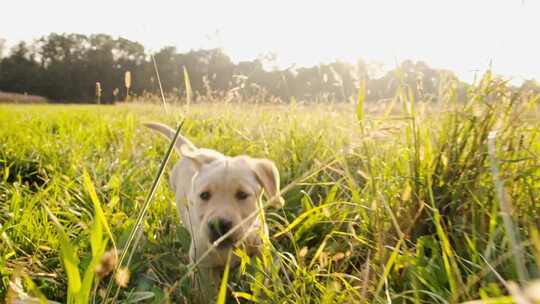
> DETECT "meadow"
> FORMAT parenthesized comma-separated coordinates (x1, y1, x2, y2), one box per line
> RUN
(0, 73, 539, 303)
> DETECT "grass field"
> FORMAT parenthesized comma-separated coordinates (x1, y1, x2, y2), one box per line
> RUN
(0, 74, 539, 303)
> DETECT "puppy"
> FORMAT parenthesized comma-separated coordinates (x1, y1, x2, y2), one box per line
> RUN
(144, 123, 284, 290)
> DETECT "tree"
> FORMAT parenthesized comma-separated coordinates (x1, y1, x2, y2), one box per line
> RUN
(0, 38, 6, 59)
(0, 32, 504, 104)
(0, 42, 41, 94)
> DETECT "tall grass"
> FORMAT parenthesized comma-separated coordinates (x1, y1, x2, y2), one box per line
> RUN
(0, 73, 538, 303)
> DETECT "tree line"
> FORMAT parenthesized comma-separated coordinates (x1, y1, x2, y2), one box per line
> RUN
(0, 33, 538, 103)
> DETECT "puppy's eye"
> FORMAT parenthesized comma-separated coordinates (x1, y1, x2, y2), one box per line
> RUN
(236, 191, 249, 200)
(199, 191, 211, 201)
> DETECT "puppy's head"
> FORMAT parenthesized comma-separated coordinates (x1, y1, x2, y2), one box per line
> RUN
(183, 147, 284, 253)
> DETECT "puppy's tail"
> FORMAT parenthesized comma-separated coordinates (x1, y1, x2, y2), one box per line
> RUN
(144, 122, 196, 154)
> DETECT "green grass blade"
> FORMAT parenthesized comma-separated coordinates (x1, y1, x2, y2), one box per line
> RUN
(151, 54, 169, 112)
(374, 238, 404, 298)
(273, 202, 340, 238)
(356, 78, 366, 123)
(83, 170, 111, 254)
(183, 66, 192, 106)
(45, 206, 82, 303)
(216, 253, 232, 304)
(103, 120, 185, 302)
(487, 131, 528, 285)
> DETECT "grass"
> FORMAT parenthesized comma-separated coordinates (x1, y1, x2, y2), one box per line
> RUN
(0, 73, 539, 303)
(0, 91, 47, 104)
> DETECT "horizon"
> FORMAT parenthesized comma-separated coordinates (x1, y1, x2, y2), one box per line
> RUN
(1, 0, 539, 84)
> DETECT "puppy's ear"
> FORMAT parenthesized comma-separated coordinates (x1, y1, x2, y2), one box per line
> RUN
(251, 158, 285, 208)
(180, 145, 222, 170)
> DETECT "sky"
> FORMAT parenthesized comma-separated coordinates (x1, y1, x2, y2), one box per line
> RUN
(1, 0, 539, 83)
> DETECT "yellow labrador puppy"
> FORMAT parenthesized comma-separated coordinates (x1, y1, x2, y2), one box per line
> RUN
(145, 122, 284, 291)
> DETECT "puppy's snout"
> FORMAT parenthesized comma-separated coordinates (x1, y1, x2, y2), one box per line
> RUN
(207, 218, 233, 243)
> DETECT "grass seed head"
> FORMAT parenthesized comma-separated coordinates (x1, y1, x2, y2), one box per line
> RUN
(95, 249, 118, 279)
(124, 71, 131, 90)
(95, 82, 102, 98)
(299, 246, 309, 258)
(115, 267, 130, 288)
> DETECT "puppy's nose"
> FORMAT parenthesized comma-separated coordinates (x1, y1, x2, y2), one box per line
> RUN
(207, 218, 233, 242)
